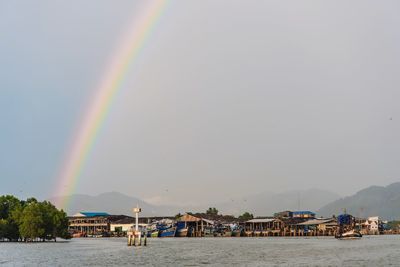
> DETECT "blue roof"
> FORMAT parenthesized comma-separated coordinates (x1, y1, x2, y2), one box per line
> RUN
(292, 211, 315, 215)
(80, 212, 110, 217)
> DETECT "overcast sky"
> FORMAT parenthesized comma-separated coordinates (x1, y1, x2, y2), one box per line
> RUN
(1, 0, 400, 206)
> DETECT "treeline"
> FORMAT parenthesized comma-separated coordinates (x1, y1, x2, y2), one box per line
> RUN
(0, 195, 70, 242)
(176, 207, 254, 221)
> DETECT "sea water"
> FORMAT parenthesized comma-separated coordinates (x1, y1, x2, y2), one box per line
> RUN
(1, 235, 399, 266)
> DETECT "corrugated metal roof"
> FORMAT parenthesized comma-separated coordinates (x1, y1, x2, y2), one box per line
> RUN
(178, 214, 214, 224)
(297, 218, 335, 225)
(202, 218, 214, 225)
(246, 218, 275, 223)
(292, 211, 316, 215)
(111, 217, 135, 224)
(74, 212, 110, 217)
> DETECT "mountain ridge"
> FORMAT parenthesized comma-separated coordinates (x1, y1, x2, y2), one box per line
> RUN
(317, 182, 400, 220)
(49, 188, 341, 217)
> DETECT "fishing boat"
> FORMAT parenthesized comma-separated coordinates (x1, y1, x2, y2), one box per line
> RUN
(232, 229, 243, 237)
(203, 226, 215, 237)
(150, 230, 159, 238)
(153, 219, 176, 237)
(175, 222, 188, 237)
(159, 226, 176, 237)
(216, 225, 233, 237)
(146, 229, 159, 238)
(335, 213, 362, 240)
(145, 223, 159, 238)
(176, 228, 188, 237)
(231, 224, 243, 237)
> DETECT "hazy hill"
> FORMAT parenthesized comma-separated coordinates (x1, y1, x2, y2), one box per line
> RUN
(317, 182, 400, 220)
(49, 192, 180, 217)
(49, 189, 341, 217)
(217, 189, 341, 216)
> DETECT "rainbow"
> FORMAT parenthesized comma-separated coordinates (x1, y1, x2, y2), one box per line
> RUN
(54, 0, 168, 209)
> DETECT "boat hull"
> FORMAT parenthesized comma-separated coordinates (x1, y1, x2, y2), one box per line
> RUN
(336, 230, 362, 240)
(159, 227, 176, 237)
(147, 230, 159, 238)
(175, 228, 188, 237)
(232, 230, 242, 237)
(223, 231, 232, 237)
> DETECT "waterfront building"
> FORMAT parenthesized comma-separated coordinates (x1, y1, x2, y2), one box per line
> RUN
(274, 211, 293, 219)
(273, 210, 316, 219)
(72, 212, 110, 217)
(292, 211, 316, 219)
(363, 216, 381, 235)
(177, 214, 214, 237)
(110, 217, 157, 236)
(68, 212, 128, 237)
(280, 217, 311, 236)
(110, 217, 135, 235)
(296, 218, 337, 236)
(244, 218, 284, 236)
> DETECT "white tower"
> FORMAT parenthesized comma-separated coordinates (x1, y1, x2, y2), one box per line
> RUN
(133, 205, 142, 232)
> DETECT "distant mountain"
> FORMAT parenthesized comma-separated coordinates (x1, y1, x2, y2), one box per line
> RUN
(216, 189, 341, 216)
(317, 182, 400, 220)
(49, 192, 181, 217)
(49, 189, 341, 217)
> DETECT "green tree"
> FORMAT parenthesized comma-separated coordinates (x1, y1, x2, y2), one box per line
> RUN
(0, 195, 70, 242)
(0, 195, 22, 240)
(53, 209, 70, 240)
(206, 207, 219, 216)
(238, 212, 254, 221)
(18, 202, 45, 241)
(0, 219, 10, 240)
(387, 221, 400, 230)
(0, 195, 21, 219)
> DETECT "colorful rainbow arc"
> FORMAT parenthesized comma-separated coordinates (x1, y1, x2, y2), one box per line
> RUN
(55, 0, 168, 209)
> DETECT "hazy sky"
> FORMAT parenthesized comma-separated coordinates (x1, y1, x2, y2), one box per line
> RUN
(1, 0, 400, 206)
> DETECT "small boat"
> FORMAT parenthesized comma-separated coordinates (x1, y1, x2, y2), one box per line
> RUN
(336, 230, 362, 240)
(335, 213, 362, 240)
(203, 226, 215, 237)
(87, 234, 103, 238)
(72, 232, 85, 238)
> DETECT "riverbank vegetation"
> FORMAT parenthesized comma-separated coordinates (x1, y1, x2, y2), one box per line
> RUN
(0, 195, 70, 242)
(179, 208, 254, 222)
